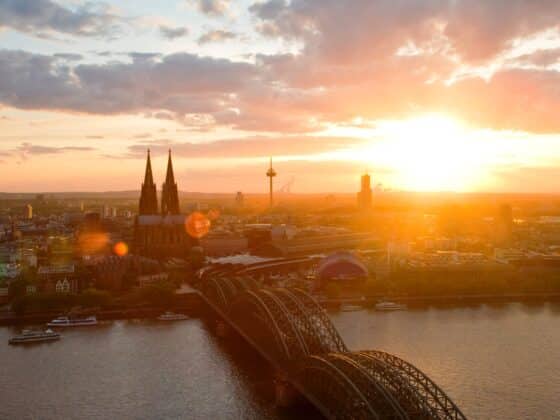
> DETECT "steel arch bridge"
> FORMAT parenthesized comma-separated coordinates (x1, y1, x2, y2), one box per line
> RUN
(198, 273, 467, 420)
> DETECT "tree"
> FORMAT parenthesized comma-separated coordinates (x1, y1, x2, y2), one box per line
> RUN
(137, 281, 175, 306)
(79, 289, 112, 307)
(8, 278, 28, 300)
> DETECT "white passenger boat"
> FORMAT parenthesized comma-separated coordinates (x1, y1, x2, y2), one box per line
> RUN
(375, 301, 407, 311)
(9, 329, 61, 345)
(47, 315, 98, 327)
(340, 304, 364, 312)
(157, 312, 189, 321)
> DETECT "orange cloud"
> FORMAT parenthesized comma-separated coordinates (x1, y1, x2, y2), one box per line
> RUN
(127, 136, 366, 158)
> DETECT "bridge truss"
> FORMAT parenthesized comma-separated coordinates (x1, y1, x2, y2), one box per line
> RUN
(198, 269, 467, 420)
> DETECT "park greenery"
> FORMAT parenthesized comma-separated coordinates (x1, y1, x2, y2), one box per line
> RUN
(9, 280, 179, 315)
(11, 289, 112, 315)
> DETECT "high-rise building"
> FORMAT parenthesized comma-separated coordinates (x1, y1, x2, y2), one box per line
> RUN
(25, 204, 33, 220)
(161, 150, 180, 215)
(496, 203, 513, 244)
(357, 173, 373, 209)
(235, 191, 244, 207)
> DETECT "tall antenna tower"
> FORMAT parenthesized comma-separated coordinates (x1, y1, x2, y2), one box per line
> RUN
(266, 157, 277, 207)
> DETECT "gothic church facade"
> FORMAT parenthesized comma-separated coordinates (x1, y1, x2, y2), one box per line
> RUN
(134, 150, 194, 259)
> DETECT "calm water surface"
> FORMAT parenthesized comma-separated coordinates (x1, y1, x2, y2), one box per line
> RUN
(1, 302, 559, 419)
(331, 302, 560, 420)
(0, 319, 291, 420)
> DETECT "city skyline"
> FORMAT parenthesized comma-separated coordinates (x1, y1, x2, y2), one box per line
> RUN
(2, 3, 560, 420)
(2, 1, 560, 193)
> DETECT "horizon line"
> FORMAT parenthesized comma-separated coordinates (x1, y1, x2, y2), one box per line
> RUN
(1, 190, 560, 196)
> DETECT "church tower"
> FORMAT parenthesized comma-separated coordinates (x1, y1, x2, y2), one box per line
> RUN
(161, 150, 180, 215)
(139, 149, 158, 215)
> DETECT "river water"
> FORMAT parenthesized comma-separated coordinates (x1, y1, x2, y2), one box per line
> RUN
(1, 302, 559, 419)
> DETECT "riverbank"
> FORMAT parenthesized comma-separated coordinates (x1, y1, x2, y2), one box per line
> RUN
(320, 291, 560, 308)
(3, 290, 560, 326)
(0, 292, 205, 326)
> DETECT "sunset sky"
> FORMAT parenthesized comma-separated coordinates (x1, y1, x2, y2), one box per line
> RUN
(1, 0, 560, 193)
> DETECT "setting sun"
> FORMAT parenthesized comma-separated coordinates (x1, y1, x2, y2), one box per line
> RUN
(377, 114, 479, 191)
(333, 114, 487, 192)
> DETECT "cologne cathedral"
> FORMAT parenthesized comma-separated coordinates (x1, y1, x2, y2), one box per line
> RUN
(134, 150, 194, 259)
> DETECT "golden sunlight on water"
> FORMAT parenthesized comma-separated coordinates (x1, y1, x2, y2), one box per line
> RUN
(331, 302, 560, 420)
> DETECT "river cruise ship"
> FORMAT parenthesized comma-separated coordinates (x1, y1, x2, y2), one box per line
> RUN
(47, 316, 98, 327)
(9, 329, 61, 345)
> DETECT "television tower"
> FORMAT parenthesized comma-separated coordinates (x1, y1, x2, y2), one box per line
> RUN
(266, 157, 277, 207)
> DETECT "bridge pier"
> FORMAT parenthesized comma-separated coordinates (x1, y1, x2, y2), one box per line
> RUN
(274, 373, 299, 408)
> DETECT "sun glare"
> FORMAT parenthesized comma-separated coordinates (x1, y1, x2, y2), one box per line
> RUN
(363, 114, 483, 191)
(383, 114, 476, 190)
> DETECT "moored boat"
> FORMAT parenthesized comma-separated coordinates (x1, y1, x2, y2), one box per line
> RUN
(340, 304, 364, 312)
(9, 329, 61, 345)
(375, 301, 407, 311)
(47, 315, 98, 327)
(157, 312, 189, 321)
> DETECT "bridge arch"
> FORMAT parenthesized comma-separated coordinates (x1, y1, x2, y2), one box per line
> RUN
(273, 289, 347, 354)
(229, 289, 293, 361)
(200, 276, 229, 310)
(196, 266, 466, 420)
(295, 351, 467, 420)
(200, 274, 258, 311)
(295, 354, 380, 420)
(359, 351, 467, 420)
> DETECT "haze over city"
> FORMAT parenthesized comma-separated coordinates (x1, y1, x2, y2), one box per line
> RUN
(2, 1, 560, 192)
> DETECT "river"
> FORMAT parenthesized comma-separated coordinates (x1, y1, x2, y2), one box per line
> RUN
(1, 302, 559, 419)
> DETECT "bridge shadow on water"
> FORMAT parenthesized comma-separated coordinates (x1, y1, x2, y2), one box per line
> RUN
(200, 317, 324, 419)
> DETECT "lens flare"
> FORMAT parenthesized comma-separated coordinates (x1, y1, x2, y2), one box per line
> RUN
(113, 241, 129, 257)
(186, 212, 211, 238)
(78, 232, 109, 256)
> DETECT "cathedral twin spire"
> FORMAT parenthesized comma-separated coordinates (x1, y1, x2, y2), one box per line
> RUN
(139, 150, 158, 215)
(161, 150, 180, 215)
(139, 149, 180, 215)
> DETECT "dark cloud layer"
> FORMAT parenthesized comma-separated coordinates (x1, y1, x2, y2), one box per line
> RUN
(0, 0, 122, 37)
(1, 0, 560, 135)
(194, 0, 229, 16)
(0, 49, 255, 121)
(159, 25, 189, 40)
(250, 0, 560, 63)
(197, 29, 237, 44)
